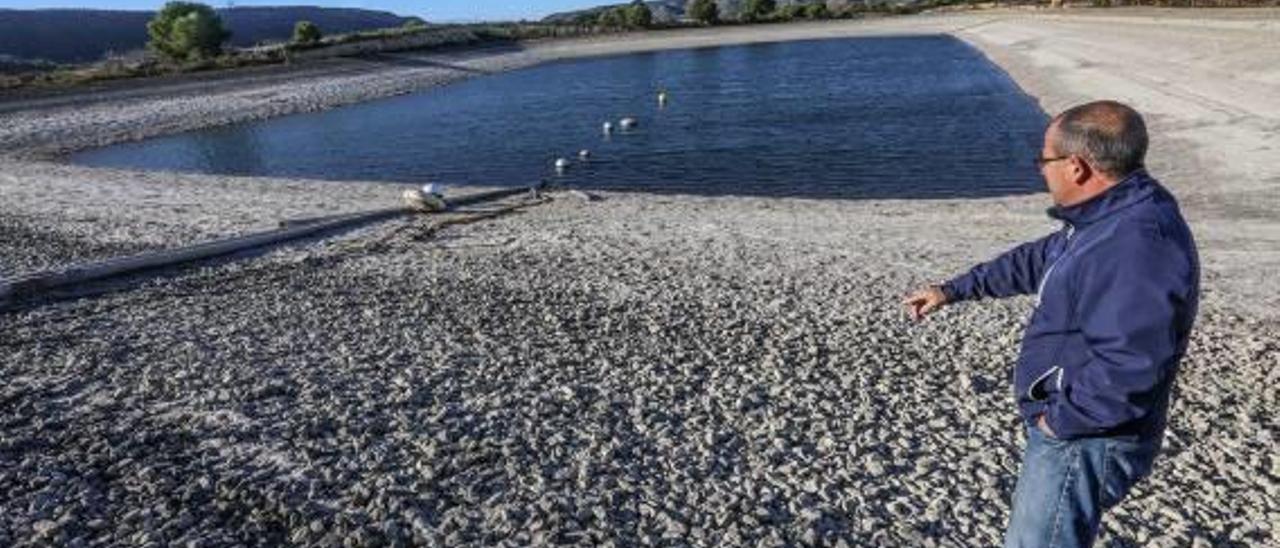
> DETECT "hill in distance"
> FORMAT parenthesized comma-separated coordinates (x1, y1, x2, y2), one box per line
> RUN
(0, 6, 421, 64)
(542, 0, 879, 23)
(542, 1, 689, 23)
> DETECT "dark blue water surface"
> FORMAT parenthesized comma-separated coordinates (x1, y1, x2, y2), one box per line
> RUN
(71, 36, 1049, 200)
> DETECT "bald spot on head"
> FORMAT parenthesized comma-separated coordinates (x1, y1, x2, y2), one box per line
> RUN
(1049, 100, 1149, 180)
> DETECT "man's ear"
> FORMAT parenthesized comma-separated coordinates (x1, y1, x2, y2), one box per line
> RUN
(1070, 156, 1092, 186)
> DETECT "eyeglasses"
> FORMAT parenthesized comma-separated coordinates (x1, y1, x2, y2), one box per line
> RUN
(1034, 155, 1071, 168)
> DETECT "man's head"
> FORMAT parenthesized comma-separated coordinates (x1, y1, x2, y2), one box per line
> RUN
(1039, 100, 1148, 206)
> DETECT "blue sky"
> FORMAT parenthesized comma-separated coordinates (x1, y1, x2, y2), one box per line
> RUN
(0, 1, 608, 22)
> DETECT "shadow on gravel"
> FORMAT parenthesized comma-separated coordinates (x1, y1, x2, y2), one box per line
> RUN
(0, 202, 542, 314)
(359, 52, 507, 75)
(0, 218, 390, 315)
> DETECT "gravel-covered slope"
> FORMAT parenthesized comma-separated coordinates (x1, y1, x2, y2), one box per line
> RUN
(1, 193, 1275, 546)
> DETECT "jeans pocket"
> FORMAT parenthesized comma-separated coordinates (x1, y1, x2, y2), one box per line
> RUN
(1100, 437, 1157, 509)
(1028, 422, 1070, 449)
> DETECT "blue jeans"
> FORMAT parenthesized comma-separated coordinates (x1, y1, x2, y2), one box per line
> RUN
(1004, 423, 1162, 547)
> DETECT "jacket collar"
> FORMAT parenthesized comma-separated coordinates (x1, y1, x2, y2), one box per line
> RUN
(1047, 170, 1157, 227)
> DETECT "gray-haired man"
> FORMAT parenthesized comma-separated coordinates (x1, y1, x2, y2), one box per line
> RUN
(904, 101, 1200, 547)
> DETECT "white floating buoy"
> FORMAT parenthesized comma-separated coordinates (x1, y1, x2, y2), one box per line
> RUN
(555, 158, 571, 173)
(657, 91, 668, 107)
(619, 117, 638, 130)
(602, 121, 614, 135)
(578, 149, 591, 160)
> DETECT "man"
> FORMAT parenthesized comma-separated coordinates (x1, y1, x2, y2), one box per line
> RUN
(903, 101, 1200, 547)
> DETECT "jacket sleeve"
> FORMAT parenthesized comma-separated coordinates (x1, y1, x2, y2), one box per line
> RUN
(1044, 228, 1191, 439)
(940, 230, 1065, 302)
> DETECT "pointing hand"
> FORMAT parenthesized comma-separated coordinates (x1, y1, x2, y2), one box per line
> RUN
(903, 285, 949, 322)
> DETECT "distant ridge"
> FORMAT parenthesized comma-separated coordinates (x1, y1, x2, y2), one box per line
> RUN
(0, 6, 419, 64)
(542, 1, 689, 24)
(541, 1, 933, 24)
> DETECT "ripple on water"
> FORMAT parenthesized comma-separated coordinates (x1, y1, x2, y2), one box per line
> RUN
(71, 35, 1049, 200)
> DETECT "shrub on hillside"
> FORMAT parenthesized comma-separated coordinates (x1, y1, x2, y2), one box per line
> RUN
(778, 4, 806, 19)
(292, 21, 322, 45)
(626, 0, 654, 28)
(598, 7, 628, 27)
(687, 0, 720, 24)
(805, 3, 830, 18)
(146, 2, 231, 62)
(743, 0, 778, 21)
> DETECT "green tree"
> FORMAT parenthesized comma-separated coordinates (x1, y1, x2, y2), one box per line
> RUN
(146, 2, 231, 62)
(687, 0, 719, 24)
(744, 0, 778, 21)
(598, 6, 627, 27)
(402, 17, 427, 29)
(626, 0, 654, 28)
(781, 4, 807, 20)
(805, 3, 830, 18)
(292, 21, 322, 45)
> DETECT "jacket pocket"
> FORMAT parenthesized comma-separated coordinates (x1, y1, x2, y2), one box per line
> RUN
(1027, 365, 1064, 402)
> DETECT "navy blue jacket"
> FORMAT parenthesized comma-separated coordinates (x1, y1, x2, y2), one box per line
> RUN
(942, 171, 1200, 440)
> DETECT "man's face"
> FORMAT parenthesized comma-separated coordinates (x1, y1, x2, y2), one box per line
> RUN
(1040, 125, 1073, 205)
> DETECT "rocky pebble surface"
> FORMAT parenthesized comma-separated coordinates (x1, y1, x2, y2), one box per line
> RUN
(2, 9, 1278, 547)
(1, 193, 1276, 546)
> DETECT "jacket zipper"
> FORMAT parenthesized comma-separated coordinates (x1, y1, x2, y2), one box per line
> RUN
(1029, 224, 1076, 401)
(1036, 225, 1076, 307)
